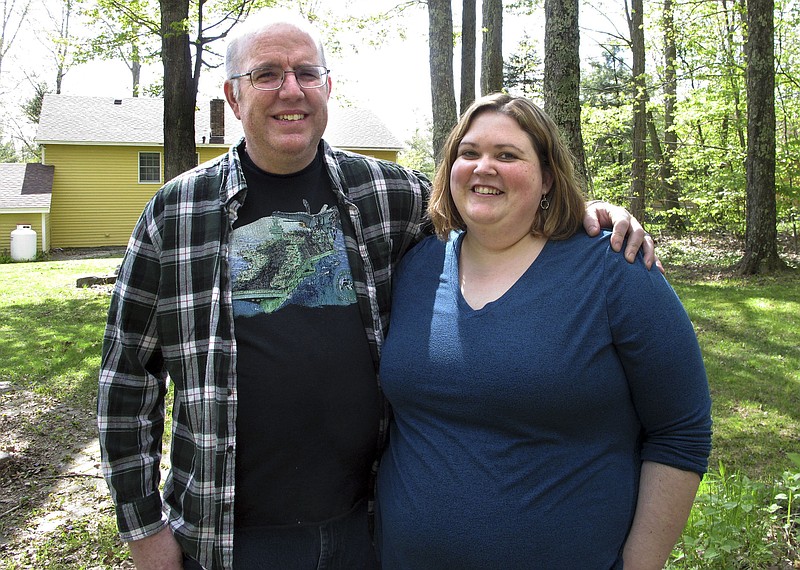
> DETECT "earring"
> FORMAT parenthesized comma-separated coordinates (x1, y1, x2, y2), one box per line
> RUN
(540, 193, 550, 211)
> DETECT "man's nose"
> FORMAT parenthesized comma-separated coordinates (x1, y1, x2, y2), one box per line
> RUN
(279, 71, 304, 97)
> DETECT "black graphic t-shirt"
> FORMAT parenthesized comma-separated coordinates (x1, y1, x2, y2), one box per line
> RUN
(231, 147, 380, 528)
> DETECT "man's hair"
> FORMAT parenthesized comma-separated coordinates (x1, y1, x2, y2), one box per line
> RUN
(428, 93, 586, 241)
(225, 9, 327, 97)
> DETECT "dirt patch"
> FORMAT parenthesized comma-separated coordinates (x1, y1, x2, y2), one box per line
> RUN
(0, 384, 132, 568)
(658, 230, 800, 279)
(47, 247, 127, 261)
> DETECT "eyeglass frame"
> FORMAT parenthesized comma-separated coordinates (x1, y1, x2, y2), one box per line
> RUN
(228, 65, 331, 91)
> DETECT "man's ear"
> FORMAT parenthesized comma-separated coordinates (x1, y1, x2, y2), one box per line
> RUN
(223, 81, 242, 120)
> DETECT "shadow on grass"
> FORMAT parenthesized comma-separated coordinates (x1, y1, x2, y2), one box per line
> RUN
(674, 279, 800, 478)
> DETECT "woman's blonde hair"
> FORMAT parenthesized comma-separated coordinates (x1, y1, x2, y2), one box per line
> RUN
(429, 93, 586, 240)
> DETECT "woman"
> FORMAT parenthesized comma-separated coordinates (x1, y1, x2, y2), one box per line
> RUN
(376, 94, 712, 569)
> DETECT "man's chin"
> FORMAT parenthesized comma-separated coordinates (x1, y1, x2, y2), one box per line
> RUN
(274, 134, 319, 154)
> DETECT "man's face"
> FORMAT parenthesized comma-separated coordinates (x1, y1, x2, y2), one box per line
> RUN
(224, 24, 331, 174)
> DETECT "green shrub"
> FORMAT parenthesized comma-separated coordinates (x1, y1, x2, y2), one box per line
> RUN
(670, 456, 800, 568)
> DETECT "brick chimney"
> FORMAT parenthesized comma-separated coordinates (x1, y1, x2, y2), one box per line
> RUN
(209, 98, 225, 144)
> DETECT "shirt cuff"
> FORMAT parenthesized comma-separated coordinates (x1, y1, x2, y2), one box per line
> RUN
(115, 492, 168, 542)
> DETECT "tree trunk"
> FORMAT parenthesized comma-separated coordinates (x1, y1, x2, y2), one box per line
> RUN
(646, 110, 684, 231)
(661, 0, 684, 231)
(628, 0, 647, 221)
(543, 0, 588, 191)
(132, 59, 141, 97)
(131, 38, 142, 97)
(722, 0, 747, 150)
(53, 0, 74, 95)
(480, 0, 503, 95)
(56, 66, 65, 94)
(460, 0, 477, 115)
(428, 0, 458, 164)
(739, 0, 785, 273)
(161, 0, 197, 182)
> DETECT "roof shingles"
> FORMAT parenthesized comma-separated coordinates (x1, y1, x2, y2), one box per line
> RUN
(0, 163, 53, 210)
(36, 95, 403, 150)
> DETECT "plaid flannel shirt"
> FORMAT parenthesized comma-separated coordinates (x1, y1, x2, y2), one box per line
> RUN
(98, 140, 429, 569)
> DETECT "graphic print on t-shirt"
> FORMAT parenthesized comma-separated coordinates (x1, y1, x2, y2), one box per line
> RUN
(230, 203, 356, 317)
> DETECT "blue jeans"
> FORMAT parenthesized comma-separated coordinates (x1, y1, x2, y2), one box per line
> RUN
(183, 500, 378, 569)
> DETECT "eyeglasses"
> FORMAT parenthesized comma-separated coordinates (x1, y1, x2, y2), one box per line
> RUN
(229, 65, 330, 91)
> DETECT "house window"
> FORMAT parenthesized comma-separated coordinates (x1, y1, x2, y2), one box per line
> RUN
(139, 152, 161, 183)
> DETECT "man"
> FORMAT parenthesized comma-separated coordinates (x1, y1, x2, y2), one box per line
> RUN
(98, 10, 656, 570)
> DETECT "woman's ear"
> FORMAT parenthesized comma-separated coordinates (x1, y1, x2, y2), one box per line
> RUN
(542, 169, 554, 194)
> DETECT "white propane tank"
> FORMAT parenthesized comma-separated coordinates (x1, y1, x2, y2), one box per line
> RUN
(10, 224, 37, 261)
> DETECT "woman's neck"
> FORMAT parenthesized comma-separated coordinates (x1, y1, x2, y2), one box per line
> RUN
(458, 231, 547, 310)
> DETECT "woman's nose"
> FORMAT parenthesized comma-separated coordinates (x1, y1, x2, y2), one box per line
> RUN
(473, 155, 496, 175)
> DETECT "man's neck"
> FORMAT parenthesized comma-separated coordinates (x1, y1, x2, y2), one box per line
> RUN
(241, 142, 322, 179)
(243, 142, 320, 175)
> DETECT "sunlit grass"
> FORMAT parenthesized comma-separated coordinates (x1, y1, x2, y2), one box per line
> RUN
(0, 258, 119, 407)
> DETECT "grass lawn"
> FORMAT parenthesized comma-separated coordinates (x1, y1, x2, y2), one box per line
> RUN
(0, 237, 798, 568)
(0, 258, 117, 407)
(678, 277, 800, 480)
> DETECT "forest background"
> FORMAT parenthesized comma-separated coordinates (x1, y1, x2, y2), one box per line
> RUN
(1, 0, 798, 275)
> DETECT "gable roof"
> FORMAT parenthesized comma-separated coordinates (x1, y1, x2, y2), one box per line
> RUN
(0, 163, 53, 211)
(35, 95, 403, 151)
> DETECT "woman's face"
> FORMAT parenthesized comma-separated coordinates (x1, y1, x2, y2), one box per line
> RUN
(450, 111, 552, 238)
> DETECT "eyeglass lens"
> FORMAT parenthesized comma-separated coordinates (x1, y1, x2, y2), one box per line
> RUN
(250, 66, 327, 90)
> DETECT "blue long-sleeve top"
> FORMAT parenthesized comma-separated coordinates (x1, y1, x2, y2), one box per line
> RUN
(376, 230, 712, 569)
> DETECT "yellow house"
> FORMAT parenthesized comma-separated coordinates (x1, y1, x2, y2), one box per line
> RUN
(34, 95, 404, 249)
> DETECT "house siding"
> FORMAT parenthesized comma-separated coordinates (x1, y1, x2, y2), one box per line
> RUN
(351, 149, 397, 162)
(44, 144, 164, 248)
(43, 144, 231, 248)
(0, 214, 48, 254)
(199, 147, 228, 165)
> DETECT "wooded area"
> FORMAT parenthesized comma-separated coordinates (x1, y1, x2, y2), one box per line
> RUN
(426, 0, 798, 275)
(1, 0, 798, 274)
